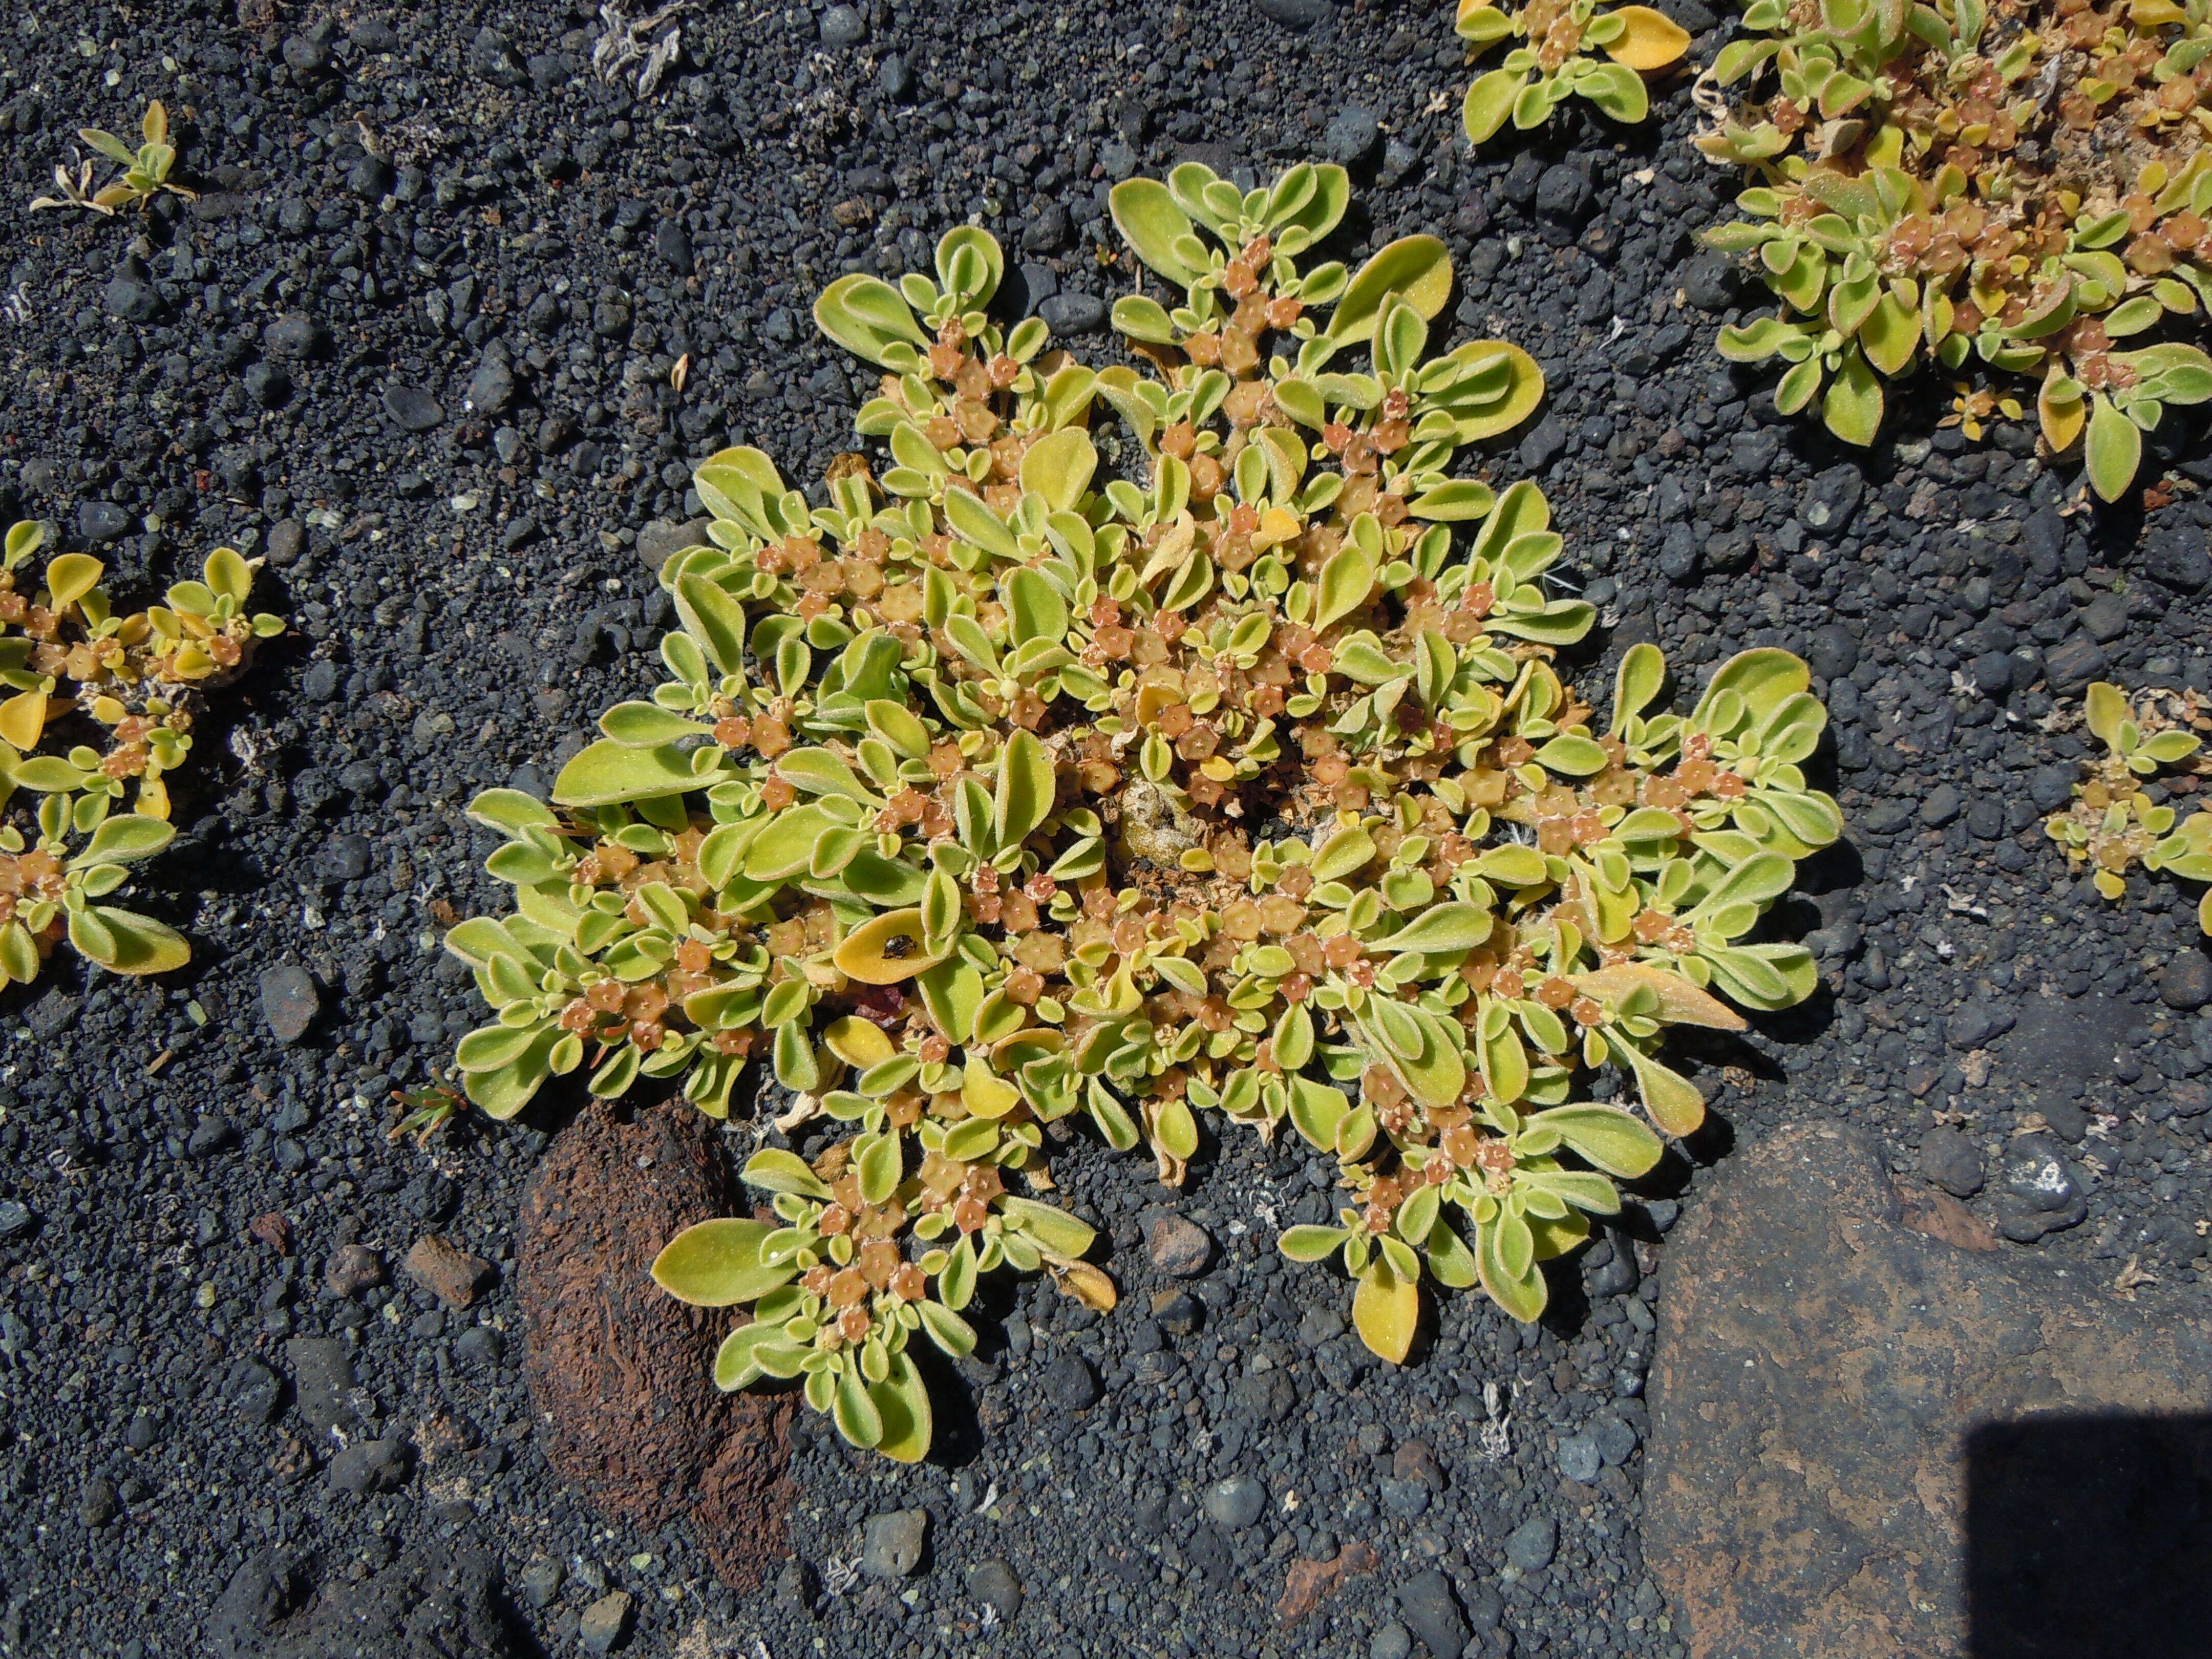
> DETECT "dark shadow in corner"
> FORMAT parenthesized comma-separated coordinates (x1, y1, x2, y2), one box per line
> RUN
(1965, 1412, 2212, 1659)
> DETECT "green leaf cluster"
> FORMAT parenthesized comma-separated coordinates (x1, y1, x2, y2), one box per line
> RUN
(446, 166, 1840, 1450)
(2046, 680, 2212, 930)
(1696, 0, 2212, 495)
(1456, 0, 1691, 144)
(0, 525, 283, 986)
(28, 100, 197, 216)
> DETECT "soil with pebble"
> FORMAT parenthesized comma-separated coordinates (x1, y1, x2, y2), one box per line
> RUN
(3, 1, 2210, 1656)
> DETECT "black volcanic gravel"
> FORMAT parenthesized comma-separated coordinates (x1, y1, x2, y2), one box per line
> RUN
(3, 1, 2211, 1655)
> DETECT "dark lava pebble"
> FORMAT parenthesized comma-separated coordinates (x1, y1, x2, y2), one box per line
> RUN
(1, 2, 2208, 1657)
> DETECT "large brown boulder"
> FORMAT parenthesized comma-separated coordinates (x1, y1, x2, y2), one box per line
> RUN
(517, 1099, 795, 1588)
(1645, 1121, 2212, 1659)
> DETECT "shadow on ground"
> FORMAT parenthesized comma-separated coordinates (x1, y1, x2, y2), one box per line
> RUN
(1965, 1412, 2212, 1659)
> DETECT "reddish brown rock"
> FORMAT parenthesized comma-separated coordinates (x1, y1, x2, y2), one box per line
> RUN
(403, 1235, 493, 1308)
(1646, 1122, 2212, 1659)
(517, 1099, 794, 1590)
(1275, 1539, 1378, 1627)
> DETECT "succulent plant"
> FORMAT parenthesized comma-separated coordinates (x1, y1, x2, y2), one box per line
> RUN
(0, 522, 284, 983)
(1457, 0, 1693, 142)
(453, 166, 1837, 1456)
(2046, 679, 2212, 930)
(29, 100, 196, 216)
(1697, 0, 2212, 497)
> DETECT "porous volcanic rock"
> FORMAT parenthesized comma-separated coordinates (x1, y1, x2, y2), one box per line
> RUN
(1645, 1122, 2212, 1659)
(517, 1098, 795, 1589)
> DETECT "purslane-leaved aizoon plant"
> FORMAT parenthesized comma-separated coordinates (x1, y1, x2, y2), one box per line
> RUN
(0, 521, 285, 984)
(447, 163, 1838, 1459)
(1697, 0, 2212, 499)
(1458, 0, 1692, 142)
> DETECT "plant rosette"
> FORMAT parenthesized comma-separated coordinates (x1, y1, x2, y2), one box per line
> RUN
(1696, 0, 2212, 496)
(1458, 0, 1691, 142)
(449, 166, 1838, 1458)
(0, 524, 283, 985)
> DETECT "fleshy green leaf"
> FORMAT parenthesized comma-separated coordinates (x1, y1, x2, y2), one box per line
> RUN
(651, 1219, 796, 1306)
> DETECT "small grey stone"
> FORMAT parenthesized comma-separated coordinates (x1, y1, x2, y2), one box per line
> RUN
(1298, 1304, 1346, 1346)
(186, 1116, 236, 1157)
(636, 518, 713, 573)
(78, 1477, 118, 1528)
(2041, 1097, 2089, 1143)
(231, 1359, 284, 1424)
(262, 313, 324, 358)
(2029, 762, 2082, 814)
(105, 257, 161, 323)
(75, 501, 131, 543)
(1970, 651, 2015, 698)
(381, 383, 444, 432)
(0, 1201, 34, 1240)
(1534, 163, 1591, 223)
(286, 1335, 358, 1437)
(1040, 1353, 1098, 1408)
(259, 963, 318, 1044)
(1378, 1476, 1431, 1519)
(1802, 464, 1865, 533)
(1375, 135, 1420, 188)
(302, 660, 340, 703)
(1322, 106, 1379, 165)
(1679, 251, 1743, 311)
(654, 217, 693, 275)
(1806, 622, 1859, 680)
(520, 1556, 564, 1609)
(2143, 517, 2211, 591)
(579, 1589, 633, 1654)
(329, 1438, 413, 1495)
(1945, 1001, 2014, 1050)
(774, 1559, 816, 1614)
(266, 519, 308, 566)
(965, 1558, 1022, 1620)
(348, 154, 394, 200)
(1022, 202, 1071, 253)
(455, 1325, 504, 1369)
(2043, 635, 2109, 696)
(819, 4, 867, 45)
(243, 361, 291, 409)
(1038, 292, 1106, 334)
(1518, 412, 1569, 476)
(1592, 1413, 1640, 1467)
(1504, 1514, 1558, 1571)
(1919, 783, 1963, 827)
(2080, 592, 2130, 644)
(1146, 1214, 1214, 1277)
(323, 1243, 385, 1297)
(1202, 1476, 1266, 1530)
(1152, 1290, 1203, 1336)
(1919, 1126, 1985, 1198)
(1370, 1622, 1414, 1659)
(466, 355, 515, 416)
(1590, 1237, 1640, 1298)
(2001, 1136, 2078, 1212)
(1132, 1348, 1182, 1386)
(1397, 1568, 1470, 1657)
(879, 52, 911, 96)
(862, 1509, 928, 1579)
(2160, 951, 2212, 1010)
(1557, 1432, 1603, 1484)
